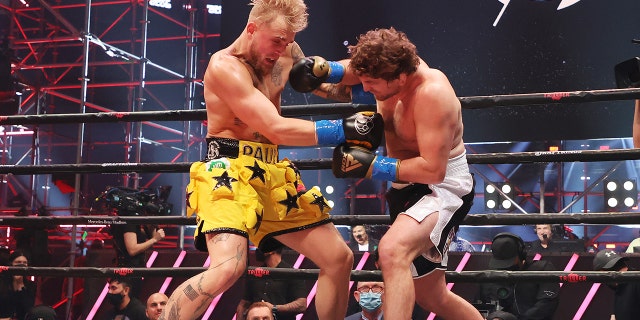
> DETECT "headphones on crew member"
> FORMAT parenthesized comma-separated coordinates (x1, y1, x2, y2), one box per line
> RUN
(492, 232, 527, 261)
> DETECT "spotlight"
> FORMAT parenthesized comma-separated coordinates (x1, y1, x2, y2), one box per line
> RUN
(325, 185, 334, 195)
(484, 182, 515, 211)
(604, 179, 637, 211)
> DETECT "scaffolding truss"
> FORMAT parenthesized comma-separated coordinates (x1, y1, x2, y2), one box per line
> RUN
(1, 0, 221, 210)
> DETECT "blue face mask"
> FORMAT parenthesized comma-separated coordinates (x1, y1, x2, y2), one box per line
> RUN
(358, 291, 382, 312)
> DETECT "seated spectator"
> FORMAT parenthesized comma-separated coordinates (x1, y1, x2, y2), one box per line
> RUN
(236, 247, 307, 320)
(0, 250, 37, 320)
(527, 224, 562, 254)
(345, 281, 384, 320)
(102, 276, 147, 320)
(349, 225, 379, 253)
(246, 301, 275, 320)
(145, 292, 168, 320)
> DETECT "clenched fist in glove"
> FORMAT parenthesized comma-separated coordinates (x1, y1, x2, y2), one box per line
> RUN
(332, 144, 400, 181)
(289, 56, 345, 93)
(314, 111, 384, 150)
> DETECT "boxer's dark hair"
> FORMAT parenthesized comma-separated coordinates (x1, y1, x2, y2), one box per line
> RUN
(349, 27, 420, 81)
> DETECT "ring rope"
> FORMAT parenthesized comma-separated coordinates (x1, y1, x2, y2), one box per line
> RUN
(1, 213, 639, 227)
(1, 88, 639, 126)
(1, 266, 637, 283)
(459, 87, 640, 109)
(1, 149, 639, 175)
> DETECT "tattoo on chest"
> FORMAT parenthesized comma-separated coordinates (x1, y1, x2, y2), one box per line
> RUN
(252, 132, 262, 140)
(233, 117, 244, 126)
(271, 61, 283, 86)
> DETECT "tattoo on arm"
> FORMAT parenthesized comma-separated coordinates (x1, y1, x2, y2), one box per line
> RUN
(159, 300, 179, 320)
(291, 42, 304, 61)
(184, 284, 199, 301)
(314, 83, 352, 102)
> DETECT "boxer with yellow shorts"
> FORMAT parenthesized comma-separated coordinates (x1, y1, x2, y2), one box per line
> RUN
(187, 137, 332, 252)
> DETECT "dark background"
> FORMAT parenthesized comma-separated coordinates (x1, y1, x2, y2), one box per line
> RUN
(223, 0, 640, 143)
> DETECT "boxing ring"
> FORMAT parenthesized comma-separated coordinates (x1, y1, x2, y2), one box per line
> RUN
(1, 87, 640, 319)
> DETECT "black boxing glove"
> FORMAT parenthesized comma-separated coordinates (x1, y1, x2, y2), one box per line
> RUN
(315, 112, 384, 150)
(332, 144, 399, 181)
(289, 56, 345, 93)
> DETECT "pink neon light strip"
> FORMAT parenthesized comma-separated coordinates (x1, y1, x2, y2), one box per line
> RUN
(573, 283, 601, 320)
(201, 293, 224, 320)
(427, 252, 471, 320)
(293, 253, 306, 269)
(146, 251, 159, 268)
(86, 251, 160, 320)
(296, 252, 370, 320)
(559, 253, 579, 288)
(348, 252, 371, 290)
(159, 250, 186, 294)
(86, 283, 109, 320)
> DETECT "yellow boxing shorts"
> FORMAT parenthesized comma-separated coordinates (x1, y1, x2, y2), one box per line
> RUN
(187, 137, 332, 252)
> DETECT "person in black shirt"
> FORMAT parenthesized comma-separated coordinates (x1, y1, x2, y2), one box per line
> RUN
(527, 224, 562, 254)
(0, 250, 36, 320)
(109, 221, 164, 298)
(102, 276, 147, 320)
(236, 247, 307, 320)
(348, 225, 379, 253)
(593, 249, 640, 320)
(477, 233, 559, 320)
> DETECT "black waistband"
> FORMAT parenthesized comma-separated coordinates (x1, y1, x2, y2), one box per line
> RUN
(205, 137, 241, 160)
(204, 137, 279, 164)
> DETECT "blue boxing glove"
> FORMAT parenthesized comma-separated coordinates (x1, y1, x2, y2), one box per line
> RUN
(315, 112, 384, 150)
(289, 56, 345, 93)
(332, 144, 399, 181)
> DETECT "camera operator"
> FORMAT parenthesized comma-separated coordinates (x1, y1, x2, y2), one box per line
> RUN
(104, 188, 166, 299)
(476, 233, 559, 320)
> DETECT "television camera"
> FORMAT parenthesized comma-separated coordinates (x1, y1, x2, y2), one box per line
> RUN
(93, 185, 173, 217)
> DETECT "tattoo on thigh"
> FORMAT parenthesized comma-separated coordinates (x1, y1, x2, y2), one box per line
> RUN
(210, 233, 230, 245)
(184, 284, 199, 301)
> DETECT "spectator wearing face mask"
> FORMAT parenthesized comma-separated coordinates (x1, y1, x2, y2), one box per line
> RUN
(345, 281, 384, 320)
(102, 276, 146, 320)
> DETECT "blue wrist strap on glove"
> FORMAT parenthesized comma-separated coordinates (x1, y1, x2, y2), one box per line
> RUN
(326, 61, 345, 83)
(315, 120, 345, 145)
(372, 156, 398, 181)
(351, 84, 376, 104)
